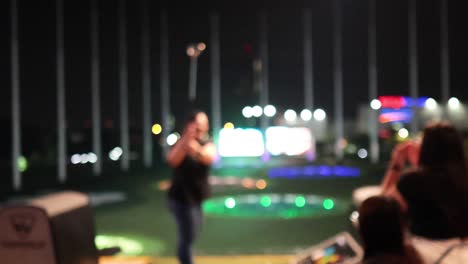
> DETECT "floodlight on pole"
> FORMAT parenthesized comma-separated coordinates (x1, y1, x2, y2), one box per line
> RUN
(313, 109, 326, 121)
(242, 106, 253, 118)
(264, 105, 276, 117)
(252, 105, 263, 117)
(284, 109, 297, 122)
(424, 98, 437, 110)
(187, 42, 206, 102)
(448, 97, 460, 110)
(300, 109, 313, 121)
(370, 99, 381, 110)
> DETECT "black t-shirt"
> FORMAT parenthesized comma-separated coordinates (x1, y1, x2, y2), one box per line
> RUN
(168, 139, 211, 204)
(397, 169, 456, 239)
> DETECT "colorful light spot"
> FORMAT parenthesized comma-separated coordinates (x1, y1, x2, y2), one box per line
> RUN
(323, 199, 334, 210)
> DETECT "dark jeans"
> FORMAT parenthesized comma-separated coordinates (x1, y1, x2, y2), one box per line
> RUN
(168, 199, 203, 264)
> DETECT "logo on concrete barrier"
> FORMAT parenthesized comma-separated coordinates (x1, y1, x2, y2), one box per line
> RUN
(10, 214, 36, 240)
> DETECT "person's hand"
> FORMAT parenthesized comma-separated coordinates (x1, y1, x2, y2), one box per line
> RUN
(185, 139, 201, 158)
(389, 142, 408, 170)
(382, 140, 420, 192)
(181, 122, 197, 141)
(390, 140, 420, 169)
(407, 140, 420, 167)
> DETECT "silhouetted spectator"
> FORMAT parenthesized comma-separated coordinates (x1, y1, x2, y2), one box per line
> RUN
(358, 196, 423, 264)
(381, 121, 468, 239)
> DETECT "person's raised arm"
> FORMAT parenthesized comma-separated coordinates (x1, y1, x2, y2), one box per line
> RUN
(166, 123, 196, 167)
(166, 138, 188, 168)
(381, 141, 420, 193)
(185, 139, 217, 166)
(197, 141, 217, 166)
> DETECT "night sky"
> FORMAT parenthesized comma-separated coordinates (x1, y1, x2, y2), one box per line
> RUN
(1, 0, 468, 149)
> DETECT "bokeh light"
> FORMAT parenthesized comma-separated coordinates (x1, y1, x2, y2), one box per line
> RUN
(284, 109, 297, 122)
(357, 148, 368, 159)
(203, 194, 349, 219)
(337, 138, 348, 150)
(88, 152, 98, 164)
(295, 196, 306, 208)
(260, 196, 272, 207)
(80, 153, 90, 164)
(225, 197, 236, 209)
(166, 133, 179, 146)
(398, 128, 409, 139)
(71, 154, 81, 164)
(323, 199, 334, 210)
(151, 124, 162, 135)
(264, 105, 276, 117)
(242, 106, 253, 118)
(109, 147, 123, 161)
(252, 105, 263, 117)
(186, 46, 196, 57)
(313, 109, 326, 121)
(256, 179, 267, 190)
(370, 99, 382, 110)
(424, 98, 437, 110)
(157, 180, 172, 191)
(224, 122, 234, 129)
(300, 109, 313, 121)
(197, 42, 206, 51)
(448, 97, 460, 109)
(241, 178, 256, 189)
(95, 235, 144, 255)
(18, 156, 28, 172)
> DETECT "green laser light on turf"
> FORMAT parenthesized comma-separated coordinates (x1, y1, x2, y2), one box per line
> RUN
(225, 197, 236, 209)
(260, 196, 272, 207)
(295, 196, 306, 207)
(323, 199, 334, 210)
(95, 235, 144, 255)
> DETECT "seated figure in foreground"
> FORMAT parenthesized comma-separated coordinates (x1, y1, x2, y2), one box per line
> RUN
(358, 195, 423, 264)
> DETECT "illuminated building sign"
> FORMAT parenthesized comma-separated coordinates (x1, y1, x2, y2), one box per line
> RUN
(377, 95, 428, 124)
(218, 126, 315, 158)
(379, 96, 405, 109)
(378, 96, 429, 109)
(218, 128, 265, 157)
(379, 108, 413, 124)
(265, 126, 314, 156)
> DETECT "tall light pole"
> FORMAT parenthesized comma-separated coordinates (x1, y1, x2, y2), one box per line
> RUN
(303, 8, 315, 161)
(160, 10, 170, 156)
(368, 0, 379, 163)
(57, 0, 67, 182)
(333, 0, 344, 161)
(409, 0, 419, 135)
(187, 42, 206, 102)
(259, 11, 269, 132)
(119, 0, 129, 171)
(303, 8, 314, 112)
(210, 13, 222, 139)
(259, 10, 270, 161)
(440, 0, 450, 115)
(91, 0, 102, 175)
(11, 0, 22, 190)
(141, 0, 152, 168)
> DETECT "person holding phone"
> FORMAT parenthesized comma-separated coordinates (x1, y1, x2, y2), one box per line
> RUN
(381, 121, 468, 240)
